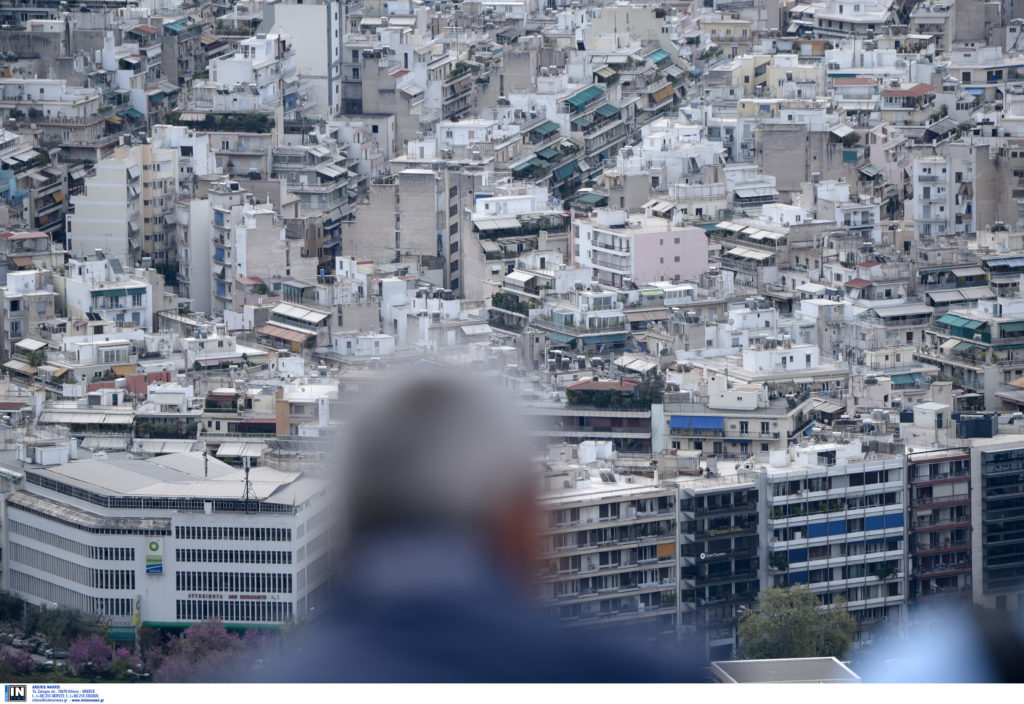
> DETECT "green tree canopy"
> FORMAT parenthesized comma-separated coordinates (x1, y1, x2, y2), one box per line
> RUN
(737, 585, 856, 660)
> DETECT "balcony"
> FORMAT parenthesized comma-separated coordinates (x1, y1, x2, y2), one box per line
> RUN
(912, 493, 970, 507)
(913, 539, 969, 555)
(913, 514, 971, 530)
(913, 561, 971, 578)
(911, 469, 970, 485)
(694, 502, 758, 517)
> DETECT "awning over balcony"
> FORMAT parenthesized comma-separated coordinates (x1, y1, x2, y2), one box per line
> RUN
(2, 360, 36, 375)
(890, 372, 929, 386)
(15, 338, 46, 352)
(531, 120, 559, 137)
(475, 217, 521, 231)
(670, 415, 723, 430)
(651, 84, 674, 103)
(566, 85, 604, 110)
(258, 324, 311, 343)
(646, 48, 671, 64)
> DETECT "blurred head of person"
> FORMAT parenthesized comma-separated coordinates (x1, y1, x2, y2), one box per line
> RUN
(330, 368, 538, 584)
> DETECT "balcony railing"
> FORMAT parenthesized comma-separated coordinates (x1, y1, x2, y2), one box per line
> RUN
(913, 561, 970, 577)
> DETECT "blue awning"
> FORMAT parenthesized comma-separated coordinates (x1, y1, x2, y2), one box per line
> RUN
(670, 416, 691, 430)
(583, 333, 627, 344)
(691, 416, 724, 430)
(966, 87, 985, 96)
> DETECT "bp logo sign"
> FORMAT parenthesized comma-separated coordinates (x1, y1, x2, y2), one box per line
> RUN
(146, 539, 163, 575)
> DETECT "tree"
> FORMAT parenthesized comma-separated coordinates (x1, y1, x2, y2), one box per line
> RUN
(67, 634, 112, 676)
(737, 585, 856, 660)
(148, 619, 277, 683)
(842, 132, 861, 149)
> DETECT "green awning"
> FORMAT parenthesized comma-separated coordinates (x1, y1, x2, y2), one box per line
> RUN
(953, 341, 979, 354)
(596, 103, 620, 118)
(546, 332, 575, 344)
(891, 373, 928, 386)
(148, 92, 166, 102)
(512, 161, 533, 173)
(531, 120, 559, 137)
(553, 164, 575, 180)
(646, 48, 671, 63)
(92, 288, 126, 298)
(576, 192, 607, 205)
(572, 114, 594, 129)
(1002, 321, 1024, 333)
(938, 313, 970, 326)
(127, 287, 146, 296)
(537, 147, 559, 161)
(566, 85, 604, 110)
(118, 107, 144, 119)
(962, 319, 985, 330)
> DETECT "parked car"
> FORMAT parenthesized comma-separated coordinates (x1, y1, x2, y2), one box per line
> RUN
(11, 638, 24, 648)
(52, 648, 67, 660)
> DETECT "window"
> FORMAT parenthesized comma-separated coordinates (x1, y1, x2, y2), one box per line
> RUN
(8, 300, 19, 313)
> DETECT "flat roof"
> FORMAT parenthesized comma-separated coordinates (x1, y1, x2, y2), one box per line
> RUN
(711, 657, 861, 683)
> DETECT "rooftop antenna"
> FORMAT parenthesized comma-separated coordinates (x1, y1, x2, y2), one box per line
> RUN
(243, 456, 254, 514)
(203, 449, 208, 478)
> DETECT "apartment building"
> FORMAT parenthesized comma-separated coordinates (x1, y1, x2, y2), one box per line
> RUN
(67, 143, 179, 268)
(572, 208, 709, 288)
(2, 452, 333, 632)
(677, 467, 760, 661)
(969, 438, 1024, 614)
(906, 447, 973, 633)
(664, 374, 816, 460)
(0, 270, 55, 359)
(538, 456, 678, 635)
(917, 296, 1024, 409)
(759, 439, 908, 648)
(55, 256, 156, 332)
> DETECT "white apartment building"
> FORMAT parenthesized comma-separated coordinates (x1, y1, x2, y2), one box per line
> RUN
(758, 439, 908, 647)
(2, 452, 333, 631)
(192, 34, 305, 117)
(912, 156, 950, 239)
(266, 0, 346, 118)
(66, 144, 179, 267)
(56, 256, 155, 332)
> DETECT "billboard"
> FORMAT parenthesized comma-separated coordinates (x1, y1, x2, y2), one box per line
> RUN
(145, 538, 163, 575)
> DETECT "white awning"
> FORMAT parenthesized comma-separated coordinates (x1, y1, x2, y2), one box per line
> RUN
(475, 217, 521, 231)
(15, 338, 47, 351)
(830, 124, 855, 138)
(315, 165, 345, 179)
(271, 302, 329, 324)
(505, 270, 536, 285)
(725, 246, 773, 261)
(874, 304, 933, 317)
